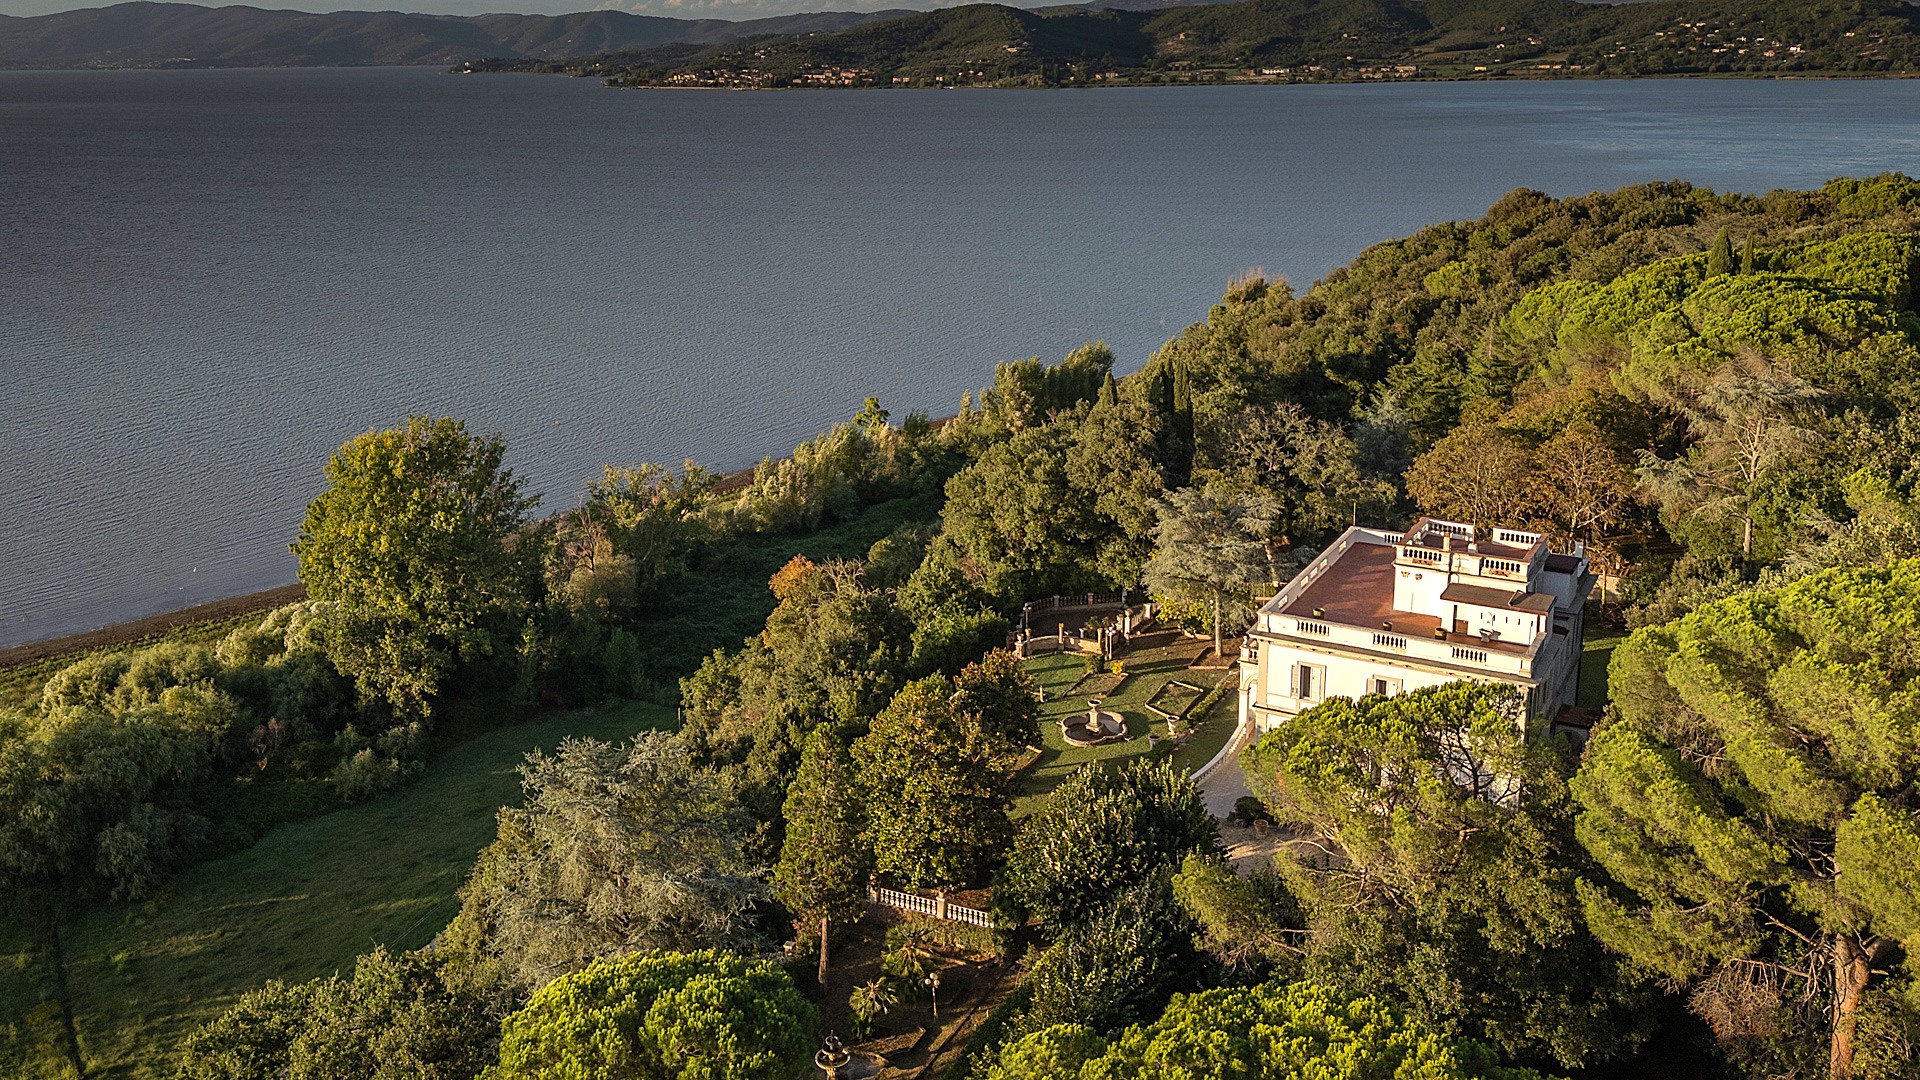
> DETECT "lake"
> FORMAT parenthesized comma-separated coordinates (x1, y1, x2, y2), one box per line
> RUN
(4, 69, 1920, 647)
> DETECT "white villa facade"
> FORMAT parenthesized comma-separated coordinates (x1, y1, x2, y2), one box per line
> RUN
(1238, 518, 1594, 735)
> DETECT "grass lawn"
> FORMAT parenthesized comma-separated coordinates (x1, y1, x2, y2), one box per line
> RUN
(1014, 633, 1238, 818)
(0, 494, 944, 1080)
(1578, 629, 1626, 712)
(1170, 683, 1240, 776)
(0, 698, 673, 1080)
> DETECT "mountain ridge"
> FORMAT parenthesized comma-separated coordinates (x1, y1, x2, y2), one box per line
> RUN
(517, 0, 1920, 87)
(0, 0, 913, 67)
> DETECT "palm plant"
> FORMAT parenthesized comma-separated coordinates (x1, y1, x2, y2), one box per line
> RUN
(883, 925, 936, 989)
(847, 977, 898, 1040)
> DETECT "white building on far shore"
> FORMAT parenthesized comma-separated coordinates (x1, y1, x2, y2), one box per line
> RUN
(1238, 518, 1594, 736)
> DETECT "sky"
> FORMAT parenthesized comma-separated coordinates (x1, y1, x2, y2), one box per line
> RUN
(0, 0, 974, 19)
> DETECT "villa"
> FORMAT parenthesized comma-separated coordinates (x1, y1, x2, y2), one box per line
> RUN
(1238, 518, 1594, 735)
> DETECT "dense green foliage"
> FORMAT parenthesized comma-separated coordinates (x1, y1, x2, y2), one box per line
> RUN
(1160, 176, 1920, 607)
(1170, 853, 1304, 976)
(1022, 874, 1214, 1033)
(487, 0, 1920, 88)
(1243, 684, 1650, 1070)
(1575, 563, 1920, 1077)
(950, 650, 1043, 752)
(0, 609, 369, 909)
(772, 725, 870, 979)
(987, 981, 1549, 1080)
(293, 415, 537, 716)
(486, 949, 815, 1080)
(932, 360, 1179, 605)
(1003, 759, 1219, 931)
(678, 554, 913, 856)
(852, 677, 1018, 889)
(175, 948, 491, 1080)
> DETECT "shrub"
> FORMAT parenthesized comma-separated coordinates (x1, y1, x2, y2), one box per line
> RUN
(331, 748, 406, 804)
(489, 949, 816, 1080)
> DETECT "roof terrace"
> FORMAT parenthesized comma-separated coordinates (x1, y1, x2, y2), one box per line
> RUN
(1250, 522, 1593, 680)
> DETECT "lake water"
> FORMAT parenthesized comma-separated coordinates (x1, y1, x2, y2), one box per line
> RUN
(4, 69, 1920, 647)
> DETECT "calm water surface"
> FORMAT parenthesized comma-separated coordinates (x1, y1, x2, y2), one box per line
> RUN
(4, 70, 1920, 646)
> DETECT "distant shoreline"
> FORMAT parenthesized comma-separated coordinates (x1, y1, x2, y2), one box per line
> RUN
(593, 71, 1920, 89)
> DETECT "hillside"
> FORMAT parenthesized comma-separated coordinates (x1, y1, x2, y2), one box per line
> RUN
(0, 1, 908, 69)
(490, 0, 1920, 87)
(10, 174, 1920, 1080)
(11, 0, 1920, 75)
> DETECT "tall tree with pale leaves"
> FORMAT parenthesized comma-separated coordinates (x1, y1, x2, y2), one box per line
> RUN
(1143, 486, 1277, 657)
(447, 734, 765, 994)
(1636, 358, 1825, 565)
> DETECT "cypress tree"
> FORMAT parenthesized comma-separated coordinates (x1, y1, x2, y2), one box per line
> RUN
(1707, 227, 1734, 276)
(1098, 370, 1118, 408)
(1168, 360, 1195, 488)
(775, 727, 873, 985)
(1740, 235, 1759, 275)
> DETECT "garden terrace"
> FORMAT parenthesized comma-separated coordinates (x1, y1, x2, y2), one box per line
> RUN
(1014, 630, 1238, 816)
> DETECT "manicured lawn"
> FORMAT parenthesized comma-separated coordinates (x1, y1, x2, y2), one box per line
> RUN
(1014, 633, 1238, 817)
(1170, 683, 1241, 776)
(1, 698, 672, 1080)
(1578, 629, 1626, 712)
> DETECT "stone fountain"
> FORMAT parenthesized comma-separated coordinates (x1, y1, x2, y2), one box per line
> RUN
(1061, 697, 1125, 747)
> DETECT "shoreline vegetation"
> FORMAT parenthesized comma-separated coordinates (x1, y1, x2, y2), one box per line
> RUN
(0, 584, 307, 671)
(454, 0, 1920, 90)
(1, 412, 972, 674)
(0, 455, 793, 674)
(11, 173, 1920, 1080)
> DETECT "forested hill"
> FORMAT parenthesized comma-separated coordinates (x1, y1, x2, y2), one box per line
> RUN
(0, 2, 908, 69)
(480, 0, 1920, 87)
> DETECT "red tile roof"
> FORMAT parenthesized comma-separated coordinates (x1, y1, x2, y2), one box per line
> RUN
(1279, 541, 1531, 655)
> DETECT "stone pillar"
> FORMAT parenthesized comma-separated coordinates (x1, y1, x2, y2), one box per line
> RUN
(935, 891, 948, 920)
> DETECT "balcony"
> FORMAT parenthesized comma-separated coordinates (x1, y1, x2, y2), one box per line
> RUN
(1256, 609, 1543, 678)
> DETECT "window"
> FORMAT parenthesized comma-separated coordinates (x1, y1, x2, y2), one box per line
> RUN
(1368, 675, 1403, 697)
(1293, 663, 1326, 701)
